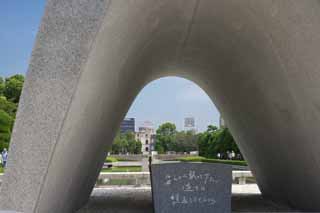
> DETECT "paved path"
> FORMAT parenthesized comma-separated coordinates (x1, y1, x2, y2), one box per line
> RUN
(78, 185, 299, 213)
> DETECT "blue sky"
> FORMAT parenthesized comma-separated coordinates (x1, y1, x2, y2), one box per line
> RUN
(0, 1, 46, 77)
(127, 77, 220, 131)
(0, 1, 220, 131)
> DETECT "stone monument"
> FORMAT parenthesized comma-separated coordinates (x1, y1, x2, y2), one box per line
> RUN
(151, 163, 232, 213)
(1, 0, 320, 212)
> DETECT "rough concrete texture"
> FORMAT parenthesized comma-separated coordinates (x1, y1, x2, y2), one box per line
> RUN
(1, 0, 320, 212)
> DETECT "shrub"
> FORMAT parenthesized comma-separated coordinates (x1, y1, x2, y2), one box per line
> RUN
(178, 156, 206, 162)
(178, 156, 247, 166)
(202, 158, 247, 166)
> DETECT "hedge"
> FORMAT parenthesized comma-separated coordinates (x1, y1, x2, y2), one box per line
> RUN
(178, 156, 247, 166)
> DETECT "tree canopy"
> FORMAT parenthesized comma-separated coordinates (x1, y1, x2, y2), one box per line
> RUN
(154, 122, 199, 154)
(0, 110, 13, 151)
(111, 131, 142, 154)
(0, 77, 4, 95)
(0, 74, 25, 151)
(154, 122, 242, 159)
(3, 74, 24, 103)
(197, 125, 241, 159)
(155, 122, 177, 153)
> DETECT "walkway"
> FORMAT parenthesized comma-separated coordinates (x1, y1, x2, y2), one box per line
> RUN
(78, 185, 299, 213)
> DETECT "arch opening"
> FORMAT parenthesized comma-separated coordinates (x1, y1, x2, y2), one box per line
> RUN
(105, 76, 241, 157)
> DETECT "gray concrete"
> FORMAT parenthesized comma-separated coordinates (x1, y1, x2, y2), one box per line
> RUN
(76, 187, 298, 213)
(98, 172, 151, 186)
(1, 0, 320, 212)
(141, 158, 149, 172)
(0, 211, 22, 213)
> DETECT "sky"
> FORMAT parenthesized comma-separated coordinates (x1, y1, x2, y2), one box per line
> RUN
(0, 1, 220, 132)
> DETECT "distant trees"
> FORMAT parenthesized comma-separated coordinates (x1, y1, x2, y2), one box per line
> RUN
(0, 74, 24, 151)
(155, 122, 177, 153)
(0, 77, 4, 95)
(154, 122, 242, 159)
(0, 110, 13, 151)
(2, 75, 24, 103)
(197, 125, 242, 159)
(111, 131, 142, 154)
(0, 96, 17, 117)
(155, 122, 198, 154)
(174, 130, 198, 153)
(197, 125, 218, 157)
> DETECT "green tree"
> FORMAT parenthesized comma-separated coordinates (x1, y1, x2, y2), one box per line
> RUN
(0, 110, 13, 151)
(197, 125, 220, 158)
(198, 125, 241, 159)
(134, 140, 142, 154)
(214, 128, 240, 155)
(111, 132, 122, 154)
(0, 77, 4, 96)
(111, 131, 142, 154)
(0, 96, 17, 117)
(4, 74, 24, 103)
(0, 74, 25, 152)
(124, 131, 142, 154)
(155, 122, 177, 153)
(175, 130, 198, 153)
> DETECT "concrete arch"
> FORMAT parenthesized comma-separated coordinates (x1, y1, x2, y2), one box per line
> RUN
(1, 0, 320, 212)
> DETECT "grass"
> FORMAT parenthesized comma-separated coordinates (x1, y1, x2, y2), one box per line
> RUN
(178, 156, 248, 166)
(115, 158, 139, 162)
(105, 157, 118, 163)
(101, 166, 142, 173)
(96, 178, 136, 186)
(104, 179, 132, 185)
(105, 156, 141, 162)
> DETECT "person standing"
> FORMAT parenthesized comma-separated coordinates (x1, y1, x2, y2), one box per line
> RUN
(0, 152, 3, 166)
(2, 148, 8, 167)
(231, 151, 235, 160)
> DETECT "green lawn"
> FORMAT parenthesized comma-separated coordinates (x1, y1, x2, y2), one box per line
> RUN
(104, 179, 132, 185)
(105, 156, 141, 162)
(101, 166, 142, 173)
(105, 157, 118, 163)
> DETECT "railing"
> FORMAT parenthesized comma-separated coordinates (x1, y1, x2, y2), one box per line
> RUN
(232, 171, 253, 184)
(108, 154, 198, 161)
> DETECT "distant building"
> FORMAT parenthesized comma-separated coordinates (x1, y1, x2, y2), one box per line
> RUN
(120, 118, 135, 133)
(135, 122, 156, 155)
(184, 117, 196, 132)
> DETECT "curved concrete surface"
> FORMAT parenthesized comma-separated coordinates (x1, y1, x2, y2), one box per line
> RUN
(1, 0, 320, 212)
